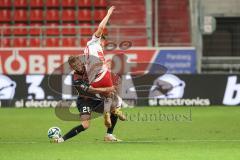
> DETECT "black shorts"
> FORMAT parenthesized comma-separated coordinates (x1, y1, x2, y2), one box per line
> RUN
(77, 97, 104, 115)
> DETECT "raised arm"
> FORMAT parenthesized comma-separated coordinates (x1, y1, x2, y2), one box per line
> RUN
(94, 6, 115, 37)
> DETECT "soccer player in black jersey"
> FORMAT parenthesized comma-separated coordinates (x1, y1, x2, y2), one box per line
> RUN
(53, 56, 125, 143)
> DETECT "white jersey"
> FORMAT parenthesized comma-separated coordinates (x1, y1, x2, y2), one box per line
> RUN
(83, 35, 107, 83)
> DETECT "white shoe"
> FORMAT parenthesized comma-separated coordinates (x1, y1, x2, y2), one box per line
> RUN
(50, 137, 64, 143)
(104, 134, 122, 142)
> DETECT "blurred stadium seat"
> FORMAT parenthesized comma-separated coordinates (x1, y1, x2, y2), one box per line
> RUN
(46, 9, 60, 22)
(157, 0, 190, 45)
(29, 23, 42, 35)
(29, 38, 41, 47)
(0, 0, 154, 47)
(14, 0, 28, 8)
(44, 37, 60, 47)
(13, 23, 28, 35)
(62, 9, 76, 22)
(80, 38, 89, 47)
(30, 9, 44, 21)
(78, 0, 91, 7)
(78, 9, 91, 21)
(13, 38, 28, 47)
(0, 0, 11, 8)
(94, 0, 107, 7)
(62, 37, 77, 47)
(0, 10, 11, 22)
(0, 23, 11, 35)
(46, 23, 60, 35)
(79, 23, 92, 35)
(0, 38, 11, 47)
(30, 0, 44, 8)
(13, 9, 28, 22)
(62, 0, 76, 7)
(62, 23, 77, 35)
(94, 10, 107, 21)
(46, 0, 60, 8)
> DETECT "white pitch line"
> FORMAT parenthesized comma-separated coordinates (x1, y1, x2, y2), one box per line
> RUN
(122, 139, 240, 143)
(1, 139, 240, 144)
(0, 141, 38, 144)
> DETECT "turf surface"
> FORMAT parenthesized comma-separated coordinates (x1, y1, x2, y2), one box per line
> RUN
(0, 107, 240, 160)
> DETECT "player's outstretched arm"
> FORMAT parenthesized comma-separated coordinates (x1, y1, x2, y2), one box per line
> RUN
(94, 6, 115, 37)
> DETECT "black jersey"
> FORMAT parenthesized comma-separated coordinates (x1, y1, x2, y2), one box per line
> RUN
(73, 70, 102, 100)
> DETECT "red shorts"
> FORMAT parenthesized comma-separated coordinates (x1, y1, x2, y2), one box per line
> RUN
(91, 70, 113, 88)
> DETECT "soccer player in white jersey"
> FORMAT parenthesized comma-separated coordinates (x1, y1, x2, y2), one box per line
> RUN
(83, 6, 117, 128)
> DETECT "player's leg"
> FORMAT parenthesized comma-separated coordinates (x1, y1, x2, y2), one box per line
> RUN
(60, 119, 90, 142)
(103, 96, 113, 128)
(104, 113, 122, 141)
(91, 71, 114, 128)
(104, 95, 126, 142)
(111, 94, 126, 121)
(52, 97, 92, 143)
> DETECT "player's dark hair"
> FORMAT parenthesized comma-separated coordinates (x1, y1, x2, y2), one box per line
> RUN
(101, 34, 106, 40)
(68, 55, 78, 65)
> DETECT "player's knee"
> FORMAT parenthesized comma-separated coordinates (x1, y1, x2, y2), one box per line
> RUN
(82, 120, 90, 129)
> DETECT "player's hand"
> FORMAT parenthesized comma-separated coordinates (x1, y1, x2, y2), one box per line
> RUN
(106, 86, 116, 93)
(74, 80, 89, 92)
(107, 6, 115, 15)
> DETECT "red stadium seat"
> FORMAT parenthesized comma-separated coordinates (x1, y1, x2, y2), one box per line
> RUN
(62, 23, 76, 35)
(46, 9, 60, 21)
(78, 0, 91, 7)
(13, 10, 28, 22)
(30, 9, 44, 21)
(29, 23, 42, 35)
(0, 10, 11, 22)
(80, 38, 89, 47)
(0, 24, 11, 35)
(62, 9, 76, 22)
(94, 0, 107, 7)
(13, 38, 28, 47)
(62, 0, 76, 7)
(14, 0, 28, 7)
(78, 9, 91, 21)
(90, 25, 107, 34)
(45, 37, 60, 47)
(79, 23, 91, 35)
(30, 0, 44, 7)
(29, 38, 41, 47)
(46, 0, 60, 7)
(0, 38, 11, 47)
(13, 23, 28, 35)
(46, 23, 60, 35)
(0, 0, 11, 8)
(62, 37, 77, 47)
(94, 9, 106, 21)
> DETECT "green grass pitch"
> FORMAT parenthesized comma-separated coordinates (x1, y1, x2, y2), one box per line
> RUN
(0, 107, 240, 160)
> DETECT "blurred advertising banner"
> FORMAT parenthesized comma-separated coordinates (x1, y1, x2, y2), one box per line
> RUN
(1, 74, 240, 107)
(0, 47, 196, 75)
(132, 74, 240, 106)
(150, 48, 196, 74)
